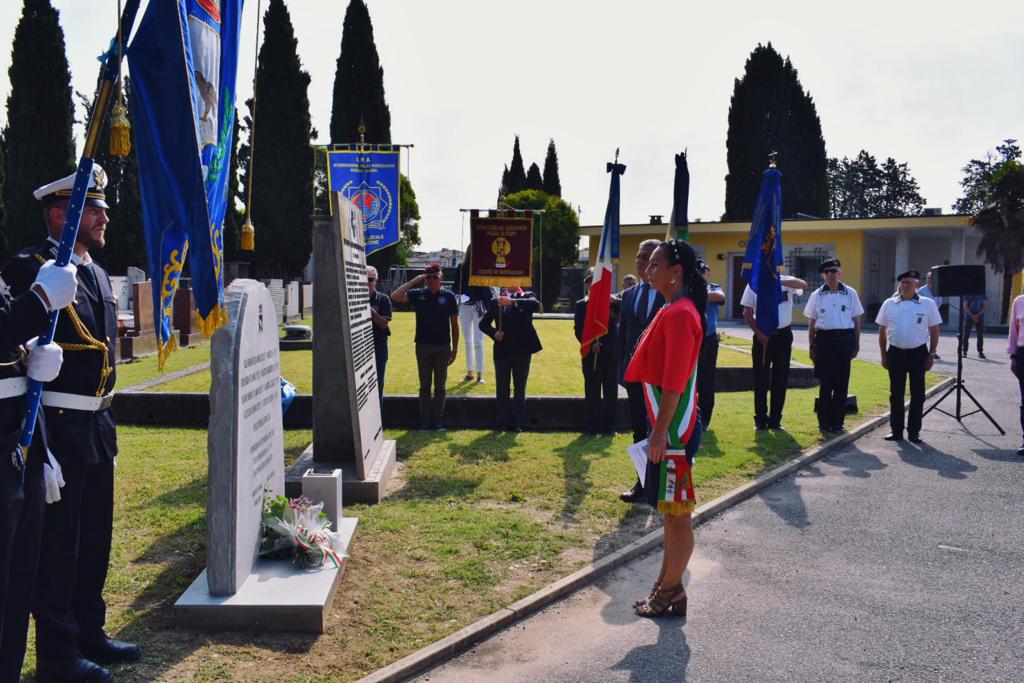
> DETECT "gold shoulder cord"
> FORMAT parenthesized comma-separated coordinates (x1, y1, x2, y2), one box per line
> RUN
(34, 254, 112, 396)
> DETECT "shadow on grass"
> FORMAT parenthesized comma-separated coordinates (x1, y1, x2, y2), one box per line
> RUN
(553, 434, 617, 519)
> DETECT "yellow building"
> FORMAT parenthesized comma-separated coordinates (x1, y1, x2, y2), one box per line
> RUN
(581, 213, 1003, 326)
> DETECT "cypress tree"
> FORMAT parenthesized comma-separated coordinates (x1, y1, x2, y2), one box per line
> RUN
(222, 111, 243, 261)
(507, 135, 526, 194)
(2, 0, 75, 259)
(724, 43, 828, 221)
(0, 135, 6, 255)
(525, 162, 543, 190)
(542, 138, 561, 197)
(330, 0, 391, 144)
(498, 164, 510, 200)
(247, 0, 313, 277)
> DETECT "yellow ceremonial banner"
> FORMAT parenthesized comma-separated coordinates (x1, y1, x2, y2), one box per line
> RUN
(468, 214, 533, 287)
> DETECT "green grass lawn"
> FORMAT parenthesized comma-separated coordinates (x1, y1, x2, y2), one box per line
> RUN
(143, 315, 752, 394)
(19, 354, 944, 681)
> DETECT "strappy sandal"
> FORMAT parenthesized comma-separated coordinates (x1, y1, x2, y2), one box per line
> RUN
(634, 584, 687, 619)
(633, 582, 660, 608)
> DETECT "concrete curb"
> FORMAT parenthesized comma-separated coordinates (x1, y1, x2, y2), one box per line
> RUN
(119, 362, 210, 393)
(357, 376, 955, 683)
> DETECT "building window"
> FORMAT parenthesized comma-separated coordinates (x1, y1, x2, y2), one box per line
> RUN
(785, 245, 833, 302)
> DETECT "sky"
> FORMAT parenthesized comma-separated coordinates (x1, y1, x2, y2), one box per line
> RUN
(1, 0, 1022, 252)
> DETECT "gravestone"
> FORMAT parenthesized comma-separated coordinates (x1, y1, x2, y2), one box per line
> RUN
(285, 280, 300, 320)
(175, 279, 356, 632)
(284, 194, 396, 503)
(109, 275, 128, 311)
(132, 281, 155, 332)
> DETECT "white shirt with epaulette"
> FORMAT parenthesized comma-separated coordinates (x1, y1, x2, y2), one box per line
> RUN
(803, 282, 864, 330)
(875, 294, 942, 349)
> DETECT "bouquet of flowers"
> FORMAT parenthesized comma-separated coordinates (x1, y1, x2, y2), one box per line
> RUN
(260, 493, 348, 569)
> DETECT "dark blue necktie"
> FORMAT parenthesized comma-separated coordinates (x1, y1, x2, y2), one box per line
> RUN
(636, 283, 649, 318)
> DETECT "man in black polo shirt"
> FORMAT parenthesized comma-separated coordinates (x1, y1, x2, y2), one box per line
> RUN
(391, 263, 459, 430)
(366, 266, 392, 411)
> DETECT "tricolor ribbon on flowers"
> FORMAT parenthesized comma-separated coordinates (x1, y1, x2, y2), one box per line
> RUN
(294, 527, 343, 569)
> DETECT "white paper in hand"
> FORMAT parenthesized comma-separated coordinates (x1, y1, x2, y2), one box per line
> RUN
(627, 439, 649, 484)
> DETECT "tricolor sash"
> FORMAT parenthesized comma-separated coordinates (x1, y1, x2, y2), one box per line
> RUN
(642, 374, 698, 447)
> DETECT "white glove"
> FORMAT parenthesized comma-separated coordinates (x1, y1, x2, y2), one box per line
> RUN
(32, 259, 78, 311)
(43, 449, 65, 504)
(26, 338, 64, 382)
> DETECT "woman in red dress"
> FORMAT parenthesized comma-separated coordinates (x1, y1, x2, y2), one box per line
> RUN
(624, 239, 706, 618)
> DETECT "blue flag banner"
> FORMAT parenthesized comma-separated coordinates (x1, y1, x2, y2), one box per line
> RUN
(604, 162, 625, 262)
(327, 149, 401, 254)
(740, 167, 785, 335)
(128, 0, 243, 366)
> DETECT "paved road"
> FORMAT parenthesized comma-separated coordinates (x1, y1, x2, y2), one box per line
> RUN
(416, 331, 1023, 682)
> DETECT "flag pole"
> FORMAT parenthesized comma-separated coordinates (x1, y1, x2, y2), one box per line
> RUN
(17, 0, 142, 469)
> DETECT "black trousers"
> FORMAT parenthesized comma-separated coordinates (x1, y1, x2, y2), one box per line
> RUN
(624, 381, 648, 444)
(495, 353, 532, 428)
(887, 345, 928, 437)
(751, 327, 793, 426)
(961, 317, 985, 354)
(582, 353, 617, 433)
(34, 457, 115, 662)
(375, 342, 388, 413)
(0, 454, 44, 682)
(697, 334, 719, 427)
(416, 344, 450, 426)
(815, 329, 856, 429)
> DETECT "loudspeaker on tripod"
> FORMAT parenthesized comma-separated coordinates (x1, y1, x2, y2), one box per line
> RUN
(930, 264, 986, 297)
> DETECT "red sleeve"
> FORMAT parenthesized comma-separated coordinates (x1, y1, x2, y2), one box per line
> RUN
(657, 303, 701, 393)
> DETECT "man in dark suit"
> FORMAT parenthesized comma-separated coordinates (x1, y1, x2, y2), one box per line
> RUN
(2, 166, 139, 682)
(616, 239, 664, 502)
(479, 290, 542, 431)
(574, 268, 620, 435)
(0, 255, 76, 681)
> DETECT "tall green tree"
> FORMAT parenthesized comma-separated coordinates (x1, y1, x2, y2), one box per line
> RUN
(505, 135, 527, 195)
(542, 139, 561, 197)
(953, 139, 1021, 214)
(330, 0, 390, 144)
(501, 189, 579, 311)
(525, 162, 543, 191)
(827, 150, 924, 218)
(246, 0, 313, 277)
(956, 140, 1024, 322)
(498, 164, 510, 202)
(2, 0, 75, 258)
(221, 111, 244, 262)
(0, 134, 6, 255)
(724, 43, 828, 221)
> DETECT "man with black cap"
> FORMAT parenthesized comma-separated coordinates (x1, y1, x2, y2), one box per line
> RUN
(696, 259, 726, 428)
(2, 165, 138, 681)
(391, 263, 459, 430)
(876, 270, 941, 443)
(0, 252, 76, 680)
(803, 257, 864, 434)
(574, 267, 619, 435)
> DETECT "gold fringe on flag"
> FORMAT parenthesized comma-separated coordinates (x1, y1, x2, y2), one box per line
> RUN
(657, 500, 696, 516)
(194, 303, 228, 339)
(156, 334, 178, 372)
(240, 218, 255, 252)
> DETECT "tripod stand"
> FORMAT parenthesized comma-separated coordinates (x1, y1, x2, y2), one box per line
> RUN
(923, 295, 1004, 433)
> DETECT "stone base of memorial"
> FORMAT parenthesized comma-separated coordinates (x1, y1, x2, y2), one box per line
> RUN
(174, 279, 357, 634)
(284, 440, 397, 503)
(174, 518, 357, 634)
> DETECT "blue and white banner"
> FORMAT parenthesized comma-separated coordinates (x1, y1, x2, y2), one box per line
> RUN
(740, 167, 785, 335)
(128, 0, 243, 365)
(327, 149, 401, 254)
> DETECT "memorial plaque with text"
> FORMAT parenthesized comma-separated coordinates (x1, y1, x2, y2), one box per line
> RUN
(207, 279, 285, 596)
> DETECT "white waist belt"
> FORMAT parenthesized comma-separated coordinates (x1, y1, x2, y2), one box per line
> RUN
(41, 391, 115, 412)
(0, 377, 28, 399)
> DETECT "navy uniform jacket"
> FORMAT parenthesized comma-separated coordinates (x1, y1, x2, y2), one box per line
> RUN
(574, 295, 620, 362)
(0, 280, 51, 464)
(479, 294, 542, 360)
(2, 242, 118, 465)
(617, 283, 665, 382)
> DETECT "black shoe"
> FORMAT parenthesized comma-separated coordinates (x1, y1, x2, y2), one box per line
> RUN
(818, 424, 830, 433)
(755, 420, 768, 430)
(767, 420, 782, 430)
(619, 481, 644, 503)
(978, 352, 986, 359)
(908, 433, 923, 444)
(434, 424, 446, 432)
(830, 426, 847, 435)
(511, 425, 523, 433)
(418, 424, 431, 432)
(36, 657, 114, 683)
(601, 430, 617, 436)
(80, 634, 142, 665)
(884, 432, 904, 442)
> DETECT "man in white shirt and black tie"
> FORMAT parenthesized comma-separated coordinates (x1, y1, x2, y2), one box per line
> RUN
(876, 270, 941, 443)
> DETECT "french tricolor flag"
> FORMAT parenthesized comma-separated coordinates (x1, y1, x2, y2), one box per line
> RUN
(581, 160, 625, 357)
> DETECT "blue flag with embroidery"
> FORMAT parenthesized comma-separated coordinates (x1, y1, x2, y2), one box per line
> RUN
(740, 167, 784, 335)
(128, 0, 242, 366)
(327, 148, 401, 254)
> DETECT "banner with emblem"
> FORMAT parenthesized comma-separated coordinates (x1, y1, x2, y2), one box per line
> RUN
(740, 166, 785, 335)
(127, 0, 242, 366)
(467, 213, 533, 288)
(327, 148, 401, 255)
